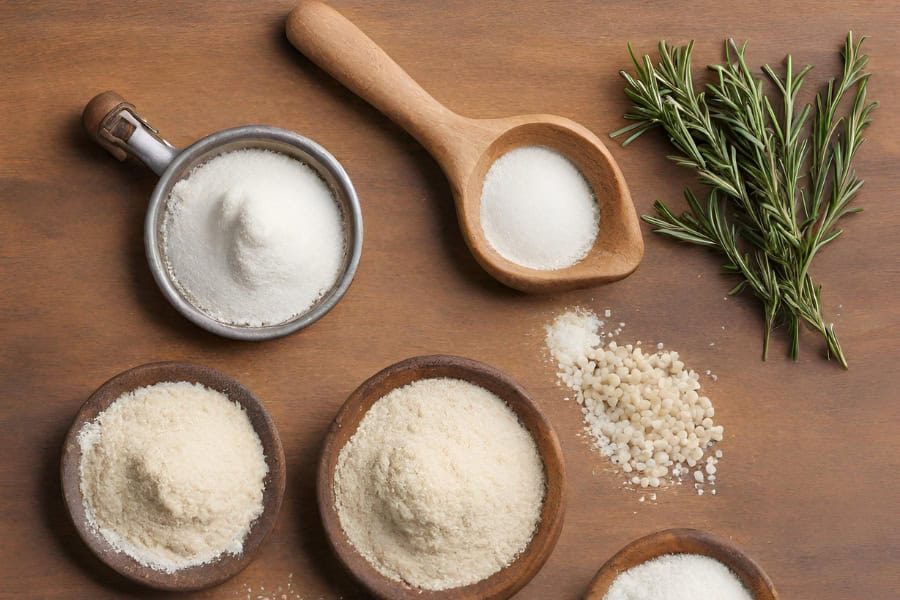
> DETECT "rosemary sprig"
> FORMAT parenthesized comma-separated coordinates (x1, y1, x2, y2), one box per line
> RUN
(612, 33, 877, 368)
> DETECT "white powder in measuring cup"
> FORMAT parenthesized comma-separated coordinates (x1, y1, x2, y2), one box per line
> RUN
(77, 381, 268, 573)
(480, 146, 599, 270)
(163, 149, 344, 326)
(603, 553, 753, 600)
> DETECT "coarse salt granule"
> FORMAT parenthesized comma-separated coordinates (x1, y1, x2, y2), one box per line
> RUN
(545, 309, 723, 491)
(334, 378, 545, 590)
(480, 146, 599, 270)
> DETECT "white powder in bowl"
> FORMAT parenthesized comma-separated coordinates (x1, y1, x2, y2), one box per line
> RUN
(334, 378, 546, 590)
(77, 381, 268, 573)
(480, 146, 599, 270)
(163, 148, 344, 326)
(603, 553, 753, 600)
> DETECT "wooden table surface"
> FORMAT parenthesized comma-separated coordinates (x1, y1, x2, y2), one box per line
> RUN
(2, 1, 898, 598)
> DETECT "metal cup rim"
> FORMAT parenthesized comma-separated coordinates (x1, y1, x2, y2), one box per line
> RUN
(144, 125, 363, 341)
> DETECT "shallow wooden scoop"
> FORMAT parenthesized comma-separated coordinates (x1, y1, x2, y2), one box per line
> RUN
(286, 1, 643, 293)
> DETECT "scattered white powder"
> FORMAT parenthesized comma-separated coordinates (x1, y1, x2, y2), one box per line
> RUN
(480, 146, 599, 270)
(78, 381, 268, 572)
(163, 149, 344, 326)
(545, 309, 723, 491)
(603, 553, 753, 600)
(237, 573, 319, 600)
(334, 378, 545, 590)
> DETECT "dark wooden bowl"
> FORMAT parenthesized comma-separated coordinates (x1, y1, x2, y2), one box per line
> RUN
(317, 354, 567, 600)
(60, 361, 286, 591)
(583, 528, 778, 599)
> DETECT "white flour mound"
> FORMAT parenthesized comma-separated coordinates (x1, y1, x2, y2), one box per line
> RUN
(78, 381, 268, 573)
(334, 378, 546, 590)
(163, 148, 344, 326)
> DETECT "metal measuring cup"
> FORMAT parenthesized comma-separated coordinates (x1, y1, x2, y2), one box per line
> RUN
(83, 92, 363, 340)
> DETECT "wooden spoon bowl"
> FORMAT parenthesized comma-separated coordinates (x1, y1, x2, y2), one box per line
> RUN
(317, 355, 567, 600)
(60, 361, 286, 591)
(286, 1, 643, 292)
(583, 528, 778, 600)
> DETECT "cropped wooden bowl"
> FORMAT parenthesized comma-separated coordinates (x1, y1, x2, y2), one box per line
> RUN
(317, 355, 567, 600)
(583, 528, 778, 600)
(60, 361, 286, 591)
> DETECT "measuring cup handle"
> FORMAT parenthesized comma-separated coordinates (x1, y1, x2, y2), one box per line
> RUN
(82, 91, 179, 176)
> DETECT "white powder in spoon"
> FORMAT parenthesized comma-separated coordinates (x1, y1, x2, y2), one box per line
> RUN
(480, 146, 599, 270)
(163, 149, 344, 326)
(77, 381, 268, 573)
(603, 553, 753, 600)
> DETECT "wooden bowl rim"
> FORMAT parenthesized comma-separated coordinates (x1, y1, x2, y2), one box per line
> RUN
(583, 528, 778, 600)
(59, 361, 286, 592)
(317, 354, 567, 600)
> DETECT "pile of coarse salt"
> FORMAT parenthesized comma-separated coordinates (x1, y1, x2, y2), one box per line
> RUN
(545, 309, 723, 494)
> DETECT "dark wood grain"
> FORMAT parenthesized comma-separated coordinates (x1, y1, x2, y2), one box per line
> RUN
(317, 355, 566, 599)
(60, 362, 287, 591)
(287, 0, 644, 293)
(1, 1, 898, 599)
(583, 529, 777, 600)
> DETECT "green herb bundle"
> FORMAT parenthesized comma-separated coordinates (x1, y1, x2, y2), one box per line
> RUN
(612, 33, 876, 368)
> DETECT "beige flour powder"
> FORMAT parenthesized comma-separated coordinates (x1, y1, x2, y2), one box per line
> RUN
(334, 378, 545, 590)
(78, 381, 268, 572)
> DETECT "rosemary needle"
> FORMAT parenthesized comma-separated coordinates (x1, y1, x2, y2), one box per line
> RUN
(611, 32, 877, 369)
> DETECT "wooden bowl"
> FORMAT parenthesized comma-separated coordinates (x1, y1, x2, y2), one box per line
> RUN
(583, 528, 778, 600)
(317, 355, 567, 599)
(60, 361, 286, 591)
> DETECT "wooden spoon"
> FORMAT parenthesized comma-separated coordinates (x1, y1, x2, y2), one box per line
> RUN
(583, 528, 778, 599)
(317, 355, 567, 599)
(60, 361, 286, 591)
(286, 1, 643, 293)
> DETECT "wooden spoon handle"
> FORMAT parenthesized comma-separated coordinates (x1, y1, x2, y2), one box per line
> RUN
(286, 1, 470, 164)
